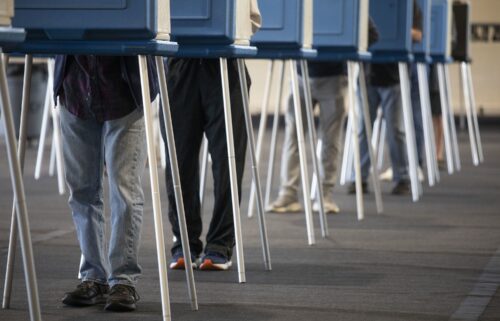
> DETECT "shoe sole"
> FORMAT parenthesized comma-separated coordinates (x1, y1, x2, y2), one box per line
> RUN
(199, 259, 232, 271)
(267, 203, 302, 213)
(169, 257, 199, 270)
(62, 295, 107, 307)
(104, 301, 136, 312)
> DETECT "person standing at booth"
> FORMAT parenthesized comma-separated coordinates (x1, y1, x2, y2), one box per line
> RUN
(56, 55, 159, 312)
(266, 62, 348, 214)
(349, 1, 423, 195)
(161, 0, 261, 271)
(267, 19, 380, 214)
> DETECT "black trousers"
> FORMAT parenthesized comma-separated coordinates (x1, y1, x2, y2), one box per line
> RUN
(160, 58, 248, 259)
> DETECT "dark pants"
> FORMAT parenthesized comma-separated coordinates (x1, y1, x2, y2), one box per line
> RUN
(159, 58, 248, 259)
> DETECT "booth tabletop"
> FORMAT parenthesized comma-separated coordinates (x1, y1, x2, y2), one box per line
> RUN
(1, 39, 178, 56)
(173, 44, 257, 59)
(252, 47, 317, 60)
(313, 50, 371, 62)
(0, 27, 26, 46)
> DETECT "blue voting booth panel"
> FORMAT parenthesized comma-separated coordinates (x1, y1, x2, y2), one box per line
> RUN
(170, 0, 253, 45)
(413, 0, 431, 57)
(430, 0, 451, 59)
(369, 0, 413, 55)
(252, 0, 311, 49)
(12, 0, 170, 41)
(313, 0, 367, 52)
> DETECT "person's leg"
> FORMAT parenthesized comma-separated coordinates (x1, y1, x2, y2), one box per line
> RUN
(60, 108, 110, 306)
(104, 108, 148, 288)
(160, 58, 205, 257)
(60, 108, 107, 284)
(201, 59, 247, 260)
(379, 85, 409, 184)
(313, 75, 347, 199)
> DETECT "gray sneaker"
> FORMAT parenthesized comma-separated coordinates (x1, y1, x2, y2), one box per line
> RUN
(313, 199, 340, 214)
(266, 195, 302, 213)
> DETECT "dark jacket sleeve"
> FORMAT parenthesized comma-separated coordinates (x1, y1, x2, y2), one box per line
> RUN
(53, 55, 67, 105)
(368, 17, 379, 47)
(121, 56, 159, 108)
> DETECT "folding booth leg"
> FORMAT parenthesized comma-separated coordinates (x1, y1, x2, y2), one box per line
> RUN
(417, 63, 439, 186)
(0, 54, 42, 321)
(377, 118, 386, 172)
(51, 105, 66, 195)
(264, 61, 285, 207)
(300, 60, 328, 238)
(460, 62, 479, 166)
(248, 60, 274, 219)
(437, 63, 455, 174)
(289, 60, 316, 244)
(444, 65, 461, 171)
(310, 139, 322, 200)
(199, 135, 209, 212)
(466, 63, 484, 163)
(371, 108, 382, 165)
(34, 63, 52, 180)
(339, 113, 353, 186)
(398, 63, 421, 201)
(3, 54, 33, 309)
(219, 58, 246, 283)
(347, 62, 364, 220)
(48, 136, 56, 176)
(357, 62, 383, 214)
(237, 59, 272, 271)
(155, 57, 198, 310)
(138, 55, 172, 320)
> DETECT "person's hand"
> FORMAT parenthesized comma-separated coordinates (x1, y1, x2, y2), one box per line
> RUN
(412, 29, 423, 43)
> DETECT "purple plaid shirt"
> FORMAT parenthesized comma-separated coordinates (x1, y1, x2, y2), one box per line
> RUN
(60, 55, 136, 122)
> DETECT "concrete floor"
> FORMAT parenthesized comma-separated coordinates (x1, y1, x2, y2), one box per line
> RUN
(0, 127, 499, 321)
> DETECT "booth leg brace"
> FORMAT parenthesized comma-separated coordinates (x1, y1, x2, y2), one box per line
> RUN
(0, 54, 42, 321)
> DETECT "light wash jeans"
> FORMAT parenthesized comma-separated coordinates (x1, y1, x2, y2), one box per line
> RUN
(279, 75, 347, 200)
(357, 84, 409, 183)
(60, 107, 147, 287)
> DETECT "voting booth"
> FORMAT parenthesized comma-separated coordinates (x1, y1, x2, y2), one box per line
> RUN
(13, 0, 170, 40)
(430, 0, 453, 60)
(252, 0, 315, 58)
(369, 0, 413, 60)
(170, 0, 256, 57)
(413, 0, 432, 61)
(313, 0, 370, 60)
(452, 0, 470, 62)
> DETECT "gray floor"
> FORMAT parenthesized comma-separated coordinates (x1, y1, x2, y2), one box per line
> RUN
(1, 127, 500, 321)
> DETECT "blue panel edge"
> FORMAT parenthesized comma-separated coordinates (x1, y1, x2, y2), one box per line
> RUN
(0, 27, 26, 46)
(174, 44, 257, 58)
(2, 39, 179, 56)
(313, 50, 371, 62)
(370, 52, 414, 63)
(252, 48, 317, 60)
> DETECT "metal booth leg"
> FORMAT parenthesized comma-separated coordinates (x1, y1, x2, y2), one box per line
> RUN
(199, 135, 209, 212)
(398, 62, 421, 201)
(300, 60, 328, 238)
(466, 63, 484, 162)
(138, 55, 171, 320)
(237, 59, 272, 271)
(347, 61, 364, 220)
(357, 62, 383, 214)
(155, 57, 198, 310)
(417, 63, 439, 186)
(444, 64, 461, 171)
(248, 60, 274, 219)
(339, 111, 354, 186)
(289, 60, 316, 244)
(219, 58, 246, 283)
(34, 60, 53, 180)
(437, 63, 455, 174)
(3, 54, 33, 309)
(460, 62, 479, 166)
(264, 61, 285, 207)
(0, 53, 42, 321)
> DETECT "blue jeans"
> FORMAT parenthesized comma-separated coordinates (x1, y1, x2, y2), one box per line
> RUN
(357, 84, 409, 183)
(60, 107, 147, 287)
